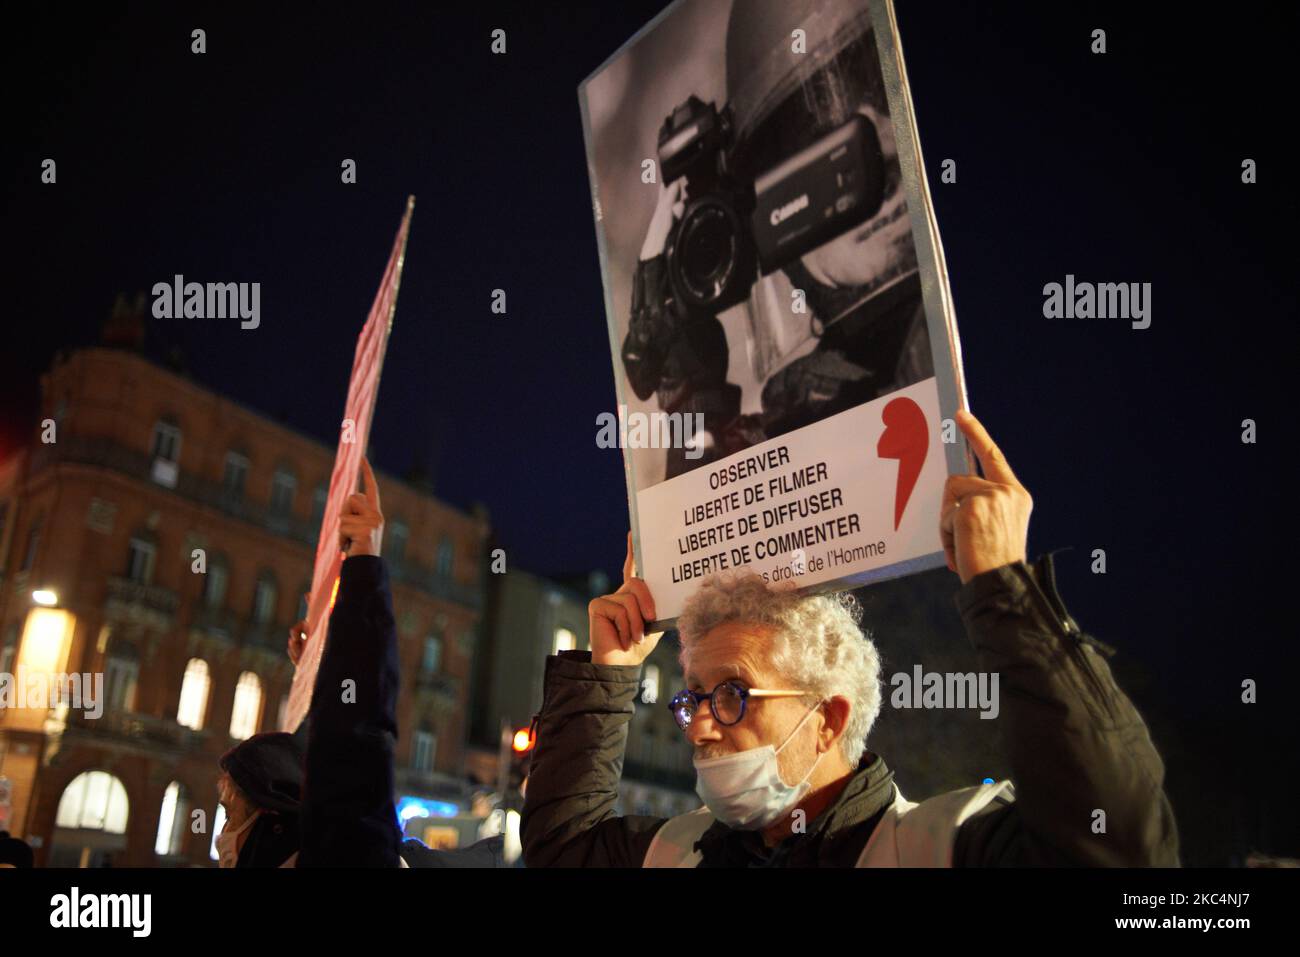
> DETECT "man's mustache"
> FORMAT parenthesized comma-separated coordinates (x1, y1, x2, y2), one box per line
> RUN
(695, 745, 732, 761)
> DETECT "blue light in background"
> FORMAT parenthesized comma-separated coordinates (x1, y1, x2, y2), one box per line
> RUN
(396, 795, 459, 823)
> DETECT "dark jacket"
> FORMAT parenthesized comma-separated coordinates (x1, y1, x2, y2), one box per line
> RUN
(521, 553, 1180, 867)
(298, 555, 404, 867)
(295, 554, 506, 868)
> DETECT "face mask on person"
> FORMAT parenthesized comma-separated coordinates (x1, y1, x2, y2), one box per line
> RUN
(693, 704, 825, 830)
(215, 810, 261, 869)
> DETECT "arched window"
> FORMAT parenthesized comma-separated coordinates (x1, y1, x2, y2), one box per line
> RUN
(55, 771, 129, 834)
(154, 781, 189, 856)
(252, 572, 278, 624)
(176, 658, 211, 730)
(229, 671, 263, 739)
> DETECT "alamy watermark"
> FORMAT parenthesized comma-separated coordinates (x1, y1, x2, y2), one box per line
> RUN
(890, 666, 999, 719)
(152, 274, 260, 329)
(0, 668, 104, 719)
(1042, 274, 1150, 330)
(596, 405, 707, 459)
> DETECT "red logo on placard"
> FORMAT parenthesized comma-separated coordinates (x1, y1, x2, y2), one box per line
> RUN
(876, 397, 928, 531)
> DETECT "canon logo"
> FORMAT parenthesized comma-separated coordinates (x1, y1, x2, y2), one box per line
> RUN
(769, 193, 810, 226)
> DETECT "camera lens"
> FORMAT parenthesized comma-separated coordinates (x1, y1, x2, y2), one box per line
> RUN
(676, 202, 739, 305)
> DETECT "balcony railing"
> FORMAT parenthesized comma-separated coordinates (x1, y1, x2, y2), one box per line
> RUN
(190, 604, 241, 639)
(105, 576, 179, 613)
(63, 708, 208, 754)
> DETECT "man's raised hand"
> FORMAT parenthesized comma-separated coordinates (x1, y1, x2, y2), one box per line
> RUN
(939, 410, 1033, 584)
(588, 533, 663, 667)
(338, 456, 385, 558)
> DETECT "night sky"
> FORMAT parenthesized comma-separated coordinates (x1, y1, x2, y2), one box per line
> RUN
(3, 0, 1295, 760)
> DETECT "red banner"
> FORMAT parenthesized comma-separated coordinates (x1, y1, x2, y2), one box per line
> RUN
(283, 196, 414, 731)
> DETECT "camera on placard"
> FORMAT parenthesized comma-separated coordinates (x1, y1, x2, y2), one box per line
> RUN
(656, 94, 887, 315)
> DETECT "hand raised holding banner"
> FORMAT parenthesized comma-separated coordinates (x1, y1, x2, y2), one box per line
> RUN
(589, 532, 662, 667)
(338, 456, 385, 558)
(939, 410, 1033, 584)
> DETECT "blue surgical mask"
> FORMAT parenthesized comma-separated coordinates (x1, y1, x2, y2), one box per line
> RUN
(693, 705, 824, 830)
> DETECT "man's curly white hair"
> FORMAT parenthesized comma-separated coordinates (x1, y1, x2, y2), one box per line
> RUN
(675, 573, 882, 767)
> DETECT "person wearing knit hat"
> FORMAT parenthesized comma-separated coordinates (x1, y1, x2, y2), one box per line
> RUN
(214, 730, 306, 868)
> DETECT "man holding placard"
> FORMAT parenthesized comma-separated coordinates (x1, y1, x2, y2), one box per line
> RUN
(521, 411, 1178, 867)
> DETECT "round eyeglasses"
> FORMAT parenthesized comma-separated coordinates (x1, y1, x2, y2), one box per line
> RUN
(667, 680, 809, 730)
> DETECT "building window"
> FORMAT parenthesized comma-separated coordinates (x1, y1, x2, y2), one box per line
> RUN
(222, 452, 250, 501)
(209, 805, 227, 862)
(421, 635, 442, 675)
(310, 484, 328, 532)
(204, 559, 229, 609)
(154, 781, 188, 856)
(20, 518, 42, 572)
(553, 628, 577, 655)
(436, 537, 454, 578)
(641, 664, 660, 705)
(269, 468, 296, 515)
(0, 623, 18, 678)
(150, 421, 183, 488)
(151, 421, 183, 463)
(105, 643, 140, 713)
(176, 658, 211, 730)
(412, 731, 436, 772)
(229, 671, 263, 740)
(252, 573, 278, 624)
(385, 520, 408, 563)
(55, 771, 129, 834)
(126, 536, 156, 585)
